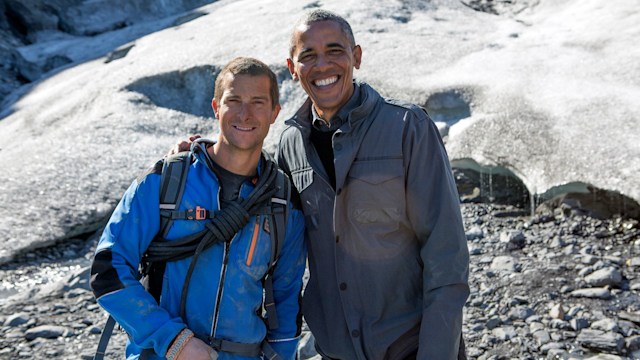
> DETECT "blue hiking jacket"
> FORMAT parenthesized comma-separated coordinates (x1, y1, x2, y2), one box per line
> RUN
(91, 143, 306, 359)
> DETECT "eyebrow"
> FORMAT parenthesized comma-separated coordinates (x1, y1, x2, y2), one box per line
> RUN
(298, 42, 346, 57)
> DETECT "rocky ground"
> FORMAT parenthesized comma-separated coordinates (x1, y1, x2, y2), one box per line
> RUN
(0, 201, 639, 360)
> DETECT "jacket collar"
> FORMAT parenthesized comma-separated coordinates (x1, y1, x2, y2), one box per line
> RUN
(287, 81, 382, 134)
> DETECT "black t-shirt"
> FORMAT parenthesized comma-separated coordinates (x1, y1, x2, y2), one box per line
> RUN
(207, 156, 250, 204)
(309, 83, 360, 189)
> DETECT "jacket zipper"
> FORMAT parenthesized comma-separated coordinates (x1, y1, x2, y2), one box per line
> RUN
(210, 235, 232, 338)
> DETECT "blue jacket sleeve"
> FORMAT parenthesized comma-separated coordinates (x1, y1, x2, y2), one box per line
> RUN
(90, 174, 186, 356)
(266, 205, 306, 360)
(404, 110, 470, 359)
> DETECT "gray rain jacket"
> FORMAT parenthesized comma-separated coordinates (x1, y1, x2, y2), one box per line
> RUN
(276, 82, 470, 360)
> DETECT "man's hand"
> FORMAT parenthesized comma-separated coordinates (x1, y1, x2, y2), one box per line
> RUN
(167, 134, 202, 156)
(176, 336, 217, 360)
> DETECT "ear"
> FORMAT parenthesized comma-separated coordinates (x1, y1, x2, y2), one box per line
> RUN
(270, 104, 281, 125)
(287, 58, 298, 81)
(211, 98, 219, 118)
(353, 45, 362, 70)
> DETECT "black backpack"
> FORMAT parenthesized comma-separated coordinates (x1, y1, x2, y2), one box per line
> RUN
(94, 148, 290, 360)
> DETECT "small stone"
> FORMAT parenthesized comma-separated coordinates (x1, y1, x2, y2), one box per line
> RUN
(549, 303, 565, 320)
(627, 335, 640, 351)
(468, 245, 482, 255)
(570, 317, 589, 331)
(24, 325, 69, 340)
(492, 326, 517, 341)
(297, 331, 317, 359)
(509, 305, 534, 320)
(490, 256, 518, 272)
(560, 285, 573, 293)
(618, 311, 640, 325)
(576, 329, 624, 354)
(591, 318, 620, 333)
(88, 325, 103, 334)
(549, 236, 565, 248)
(466, 226, 484, 240)
(567, 305, 583, 317)
(486, 317, 502, 330)
(549, 319, 571, 330)
(5, 313, 29, 327)
(540, 342, 565, 353)
(584, 267, 623, 287)
(570, 288, 612, 299)
(529, 322, 545, 332)
(581, 254, 598, 265)
(500, 230, 526, 250)
(532, 329, 551, 345)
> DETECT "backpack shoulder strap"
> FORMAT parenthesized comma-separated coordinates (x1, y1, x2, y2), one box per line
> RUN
(158, 151, 193, 238)
(263, 169, 291, 330)
(270, 169, 290, 266)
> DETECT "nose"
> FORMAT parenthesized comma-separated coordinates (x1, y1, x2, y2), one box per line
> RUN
(238, 102, 250, 121)
(315, 53, 331, 70)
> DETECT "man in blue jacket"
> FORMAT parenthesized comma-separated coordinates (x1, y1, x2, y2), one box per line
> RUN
(90, 57, 306, 360)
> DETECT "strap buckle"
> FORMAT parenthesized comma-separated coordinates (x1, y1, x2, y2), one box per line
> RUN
(187, 206, 207, 220)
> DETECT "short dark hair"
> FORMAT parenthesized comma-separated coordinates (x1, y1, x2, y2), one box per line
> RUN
(289, 9, 356, 58)
(214, 57, 279, 109)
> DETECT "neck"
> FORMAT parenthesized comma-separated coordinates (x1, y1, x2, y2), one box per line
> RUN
(313, 106, 336, 124)
(312, 83, 355, 124)
(207, 142, 260, 177)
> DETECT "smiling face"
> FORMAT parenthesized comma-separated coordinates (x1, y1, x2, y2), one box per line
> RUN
(288, 20, 362, 121)
(212, 73, 280, 158)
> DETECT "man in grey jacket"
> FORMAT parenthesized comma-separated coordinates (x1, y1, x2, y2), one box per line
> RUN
(276, 9, 470, 360)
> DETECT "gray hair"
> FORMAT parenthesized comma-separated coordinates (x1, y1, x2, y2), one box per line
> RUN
(289, 9, 356, 58)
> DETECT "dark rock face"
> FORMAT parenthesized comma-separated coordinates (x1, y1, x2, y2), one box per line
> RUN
(0, 0, 214, 105)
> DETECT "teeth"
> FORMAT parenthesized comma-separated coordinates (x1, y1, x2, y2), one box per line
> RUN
(235, 126, 253, 131)
(315, 76, 337, 87)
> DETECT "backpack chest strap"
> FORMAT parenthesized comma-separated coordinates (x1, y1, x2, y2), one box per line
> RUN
(162, 206, 215, 221)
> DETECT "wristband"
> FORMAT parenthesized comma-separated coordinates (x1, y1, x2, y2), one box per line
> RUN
(166, 328, 194, 360)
